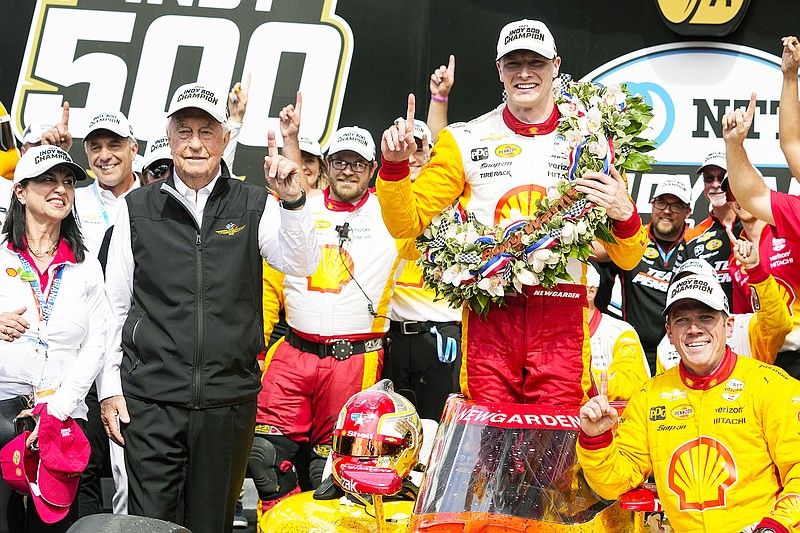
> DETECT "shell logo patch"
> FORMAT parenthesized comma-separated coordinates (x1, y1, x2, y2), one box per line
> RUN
(668, 436, 737, 511)
(644, 248, 660, 259)
(705, 239, 722, 251)
(307, 244, 354, 294)
(772, 493, 800, 526)
(215, 223, 246, 236)
(6, 267, 19, 278)
(495, 144, 522, 158)
(493, 184, 546, 225)
(12, 450, 20, 465)
(671, 404, 694, 420)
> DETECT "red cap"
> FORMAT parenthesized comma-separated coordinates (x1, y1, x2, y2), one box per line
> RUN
(0, 430, 73, 524)
(33, 404, 90, 508)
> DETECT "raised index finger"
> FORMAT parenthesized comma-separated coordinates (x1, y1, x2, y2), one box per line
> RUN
(61, 101, 70, 128)
(267, 129, 278, 158)
(598, 370, 608, 397)
(406, 93, 416, 133)
(242, 72, 252, 94)
(447, 54, 456, 78)
(725, 224, 737, 244)
(745, 92, 757, 120)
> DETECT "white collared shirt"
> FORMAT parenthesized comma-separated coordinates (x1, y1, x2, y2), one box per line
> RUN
(98, 168, 319, 399)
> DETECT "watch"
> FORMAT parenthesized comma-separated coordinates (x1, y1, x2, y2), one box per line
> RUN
(279, 188, 306, 210)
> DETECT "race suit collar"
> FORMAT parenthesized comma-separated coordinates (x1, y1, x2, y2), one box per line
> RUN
(679, 346, 737, 390)
(502, 104, 559, 136)
(323, 187, 370, 212)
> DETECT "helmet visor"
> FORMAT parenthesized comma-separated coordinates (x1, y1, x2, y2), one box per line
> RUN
(333, 434, 405, 458)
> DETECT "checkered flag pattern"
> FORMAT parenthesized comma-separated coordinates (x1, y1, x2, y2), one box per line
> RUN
(455, 251, 482, 265)
(562, 198, 589, 221)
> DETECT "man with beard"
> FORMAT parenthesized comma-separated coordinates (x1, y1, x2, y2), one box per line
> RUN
(253, 126, 402, 513)
(610, 177, 692, 374)
(684, 151, 741, 301)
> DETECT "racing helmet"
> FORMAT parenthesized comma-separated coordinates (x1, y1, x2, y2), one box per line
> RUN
(331, 380, 422, 496)
(0, 101, 20, 180)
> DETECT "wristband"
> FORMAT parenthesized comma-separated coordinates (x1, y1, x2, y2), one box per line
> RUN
(279, 188, 306, 210)
(431, 95, 448, 102)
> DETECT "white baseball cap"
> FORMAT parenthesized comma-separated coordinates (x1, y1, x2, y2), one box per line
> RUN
(496, 19, 557, 61)
(413, 120, 433, 147)
(167, 83, 227, 124)
(13, 145, 86, 185)
(142, 136, 173, 170)
(21, 122, 53, 146)
(653, 176, 691, 204)
(672, 259, 717, 282)
(298, 136, 322, 157)
(697, 151, 726, 174)
(86, 111, 134, 140)
(328, 126, 376, 162)
(664, 274, 729, 317)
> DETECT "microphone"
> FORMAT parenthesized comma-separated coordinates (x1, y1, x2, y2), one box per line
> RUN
(336, 222, 350, 242)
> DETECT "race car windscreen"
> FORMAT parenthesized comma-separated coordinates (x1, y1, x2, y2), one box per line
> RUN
(414, 398, 616, 525)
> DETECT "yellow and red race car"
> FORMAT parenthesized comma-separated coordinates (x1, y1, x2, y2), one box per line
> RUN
(260, 395, 659, 533)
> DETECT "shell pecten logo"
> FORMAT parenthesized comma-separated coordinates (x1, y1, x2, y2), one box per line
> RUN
(668, 436, 737, 511)
(306, 244, 354, 294)
(493, 185, 547, 225)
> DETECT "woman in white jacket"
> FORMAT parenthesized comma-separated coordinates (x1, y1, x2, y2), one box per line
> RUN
(0, 145, 106, 532)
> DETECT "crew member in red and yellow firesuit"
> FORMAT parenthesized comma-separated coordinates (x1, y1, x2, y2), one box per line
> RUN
(578, 273, 800, 533)
(377, 19, 646, 405)
(253, 126, 404, 517)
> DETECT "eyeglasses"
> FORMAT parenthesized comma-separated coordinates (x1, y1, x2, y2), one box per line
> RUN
(702, 174, 724, 184)
(652, 199, 688, 213)
(144, 164, 170, 180)
(329, 159, 370, 173)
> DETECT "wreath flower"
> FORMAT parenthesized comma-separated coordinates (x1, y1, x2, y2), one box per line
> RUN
(416, 81, 657, 315)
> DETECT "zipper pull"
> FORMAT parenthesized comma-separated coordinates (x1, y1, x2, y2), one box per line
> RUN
(196, 234, 201, 247)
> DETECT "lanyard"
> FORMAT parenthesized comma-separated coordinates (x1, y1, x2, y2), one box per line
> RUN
(92, 183, 111, 227)
(17, 255, 64, 327)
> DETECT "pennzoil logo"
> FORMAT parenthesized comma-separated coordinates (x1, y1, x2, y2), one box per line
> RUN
(644, 248, 660, 259)
(671, 404, 694, 420)
(495, 144, 522, 158)
(705, 239, 722, 251)
(215, 223, 246, 236)
(667, 436, 737, 511)
(13, 0, 353, 153)
(655, 0, 750, 37)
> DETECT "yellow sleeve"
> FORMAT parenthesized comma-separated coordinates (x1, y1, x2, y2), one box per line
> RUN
(747, 274, 793, 364)
(599, 222, 647, 271)
(395, 238, 420, 261)
(376, 129, 467, 239)
(576, 387, 653, 501)
(606, 330, 651, 401)
(262, 260, 286, 343)
(761, 371, 800, 529)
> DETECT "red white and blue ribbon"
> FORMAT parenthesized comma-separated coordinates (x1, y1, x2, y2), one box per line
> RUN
(479, 253, 514, 277)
